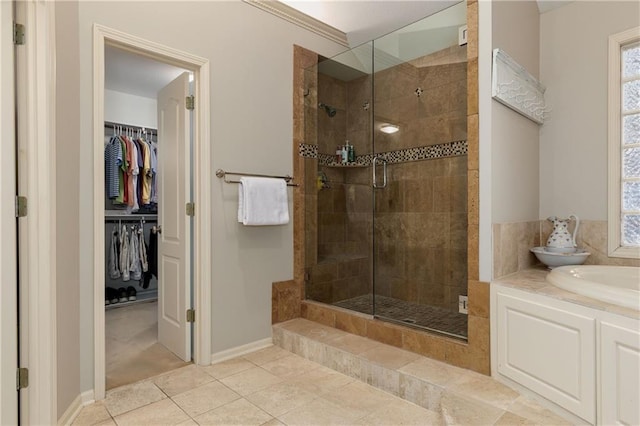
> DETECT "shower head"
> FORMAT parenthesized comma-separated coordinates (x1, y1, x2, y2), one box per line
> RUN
(318, 102, 337, 117)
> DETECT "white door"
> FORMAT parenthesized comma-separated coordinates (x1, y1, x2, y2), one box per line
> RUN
(157, 72, 191, 361)
(0, 1, 19, 423)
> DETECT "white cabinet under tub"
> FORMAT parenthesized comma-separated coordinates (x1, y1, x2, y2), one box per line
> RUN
(600, 321, 640, 425)
(491, 281, 640, 425)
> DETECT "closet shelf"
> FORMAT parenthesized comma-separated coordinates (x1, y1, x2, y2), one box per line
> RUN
(105, 211, 157, 221)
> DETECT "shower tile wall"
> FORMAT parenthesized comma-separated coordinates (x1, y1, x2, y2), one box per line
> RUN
(375, 157, 467, 311)
(375, 45, 468, 153)
(308, 45, 467, 313)
(309, 73, 373, 304)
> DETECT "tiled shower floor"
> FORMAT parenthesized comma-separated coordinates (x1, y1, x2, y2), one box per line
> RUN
(333, 294, 468, 338)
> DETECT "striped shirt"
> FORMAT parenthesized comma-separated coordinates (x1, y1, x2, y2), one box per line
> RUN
(104, 136, 122, 199)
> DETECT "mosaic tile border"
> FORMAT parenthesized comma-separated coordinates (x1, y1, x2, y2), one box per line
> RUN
(298, 143, 318, 158)
(300, 140, 467, 167)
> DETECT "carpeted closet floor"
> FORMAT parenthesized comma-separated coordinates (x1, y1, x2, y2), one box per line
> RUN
(106, 301, 189, 389)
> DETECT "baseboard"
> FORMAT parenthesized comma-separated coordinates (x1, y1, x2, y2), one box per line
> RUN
(210, 337, 273, 364)
(57, 390, 95, 426)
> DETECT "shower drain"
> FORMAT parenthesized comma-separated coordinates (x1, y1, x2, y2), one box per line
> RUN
(401, 318, 417, 324)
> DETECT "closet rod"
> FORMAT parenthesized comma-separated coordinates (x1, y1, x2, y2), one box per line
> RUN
(105, 217, 157, 223)
(105, 121, 157, 136)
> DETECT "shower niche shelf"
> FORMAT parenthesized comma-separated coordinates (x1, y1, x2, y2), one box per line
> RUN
(323, 163, 368, 168)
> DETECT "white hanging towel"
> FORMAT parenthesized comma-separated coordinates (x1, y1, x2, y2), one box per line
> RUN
(238, 177, 289, 226)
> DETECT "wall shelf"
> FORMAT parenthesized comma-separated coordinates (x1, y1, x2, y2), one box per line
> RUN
(322, 163, 369, 168)
(492, 48, 547, 124)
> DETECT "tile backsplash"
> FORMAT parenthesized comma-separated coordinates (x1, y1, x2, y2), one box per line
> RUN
(493, 219, 640, 278)
(492, 221, 540, 278)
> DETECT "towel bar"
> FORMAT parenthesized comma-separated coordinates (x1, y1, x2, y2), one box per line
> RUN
(216, 169, 298, 186)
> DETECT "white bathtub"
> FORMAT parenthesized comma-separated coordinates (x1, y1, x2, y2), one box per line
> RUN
(546, 265, 640, 310)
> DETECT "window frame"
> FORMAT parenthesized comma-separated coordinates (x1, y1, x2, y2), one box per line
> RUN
(608, 26, 640, 258)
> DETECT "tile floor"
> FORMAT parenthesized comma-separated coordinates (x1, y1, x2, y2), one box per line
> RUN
(75, 328, 573, 425)
(106, 301, 189, 389)
(333, 295, 468, 338)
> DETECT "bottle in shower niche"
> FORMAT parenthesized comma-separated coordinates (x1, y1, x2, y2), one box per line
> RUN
(335, 145, 342, 164)
(341, 144, 348, 164)
(347, 141, 355, 163)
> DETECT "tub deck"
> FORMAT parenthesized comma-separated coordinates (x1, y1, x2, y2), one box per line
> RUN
(492, 266, 639, 320)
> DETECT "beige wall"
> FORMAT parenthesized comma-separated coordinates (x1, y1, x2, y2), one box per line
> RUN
(491, 0, 540, 224)
(104, 90, 157, 129)
(54, 0, 346, 399)
(539, 1, 640, 220)
(56, 1, 81, 416)
(487, 1, 640, 277)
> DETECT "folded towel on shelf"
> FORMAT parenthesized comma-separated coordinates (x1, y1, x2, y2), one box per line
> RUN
(238, 177, 289, 226)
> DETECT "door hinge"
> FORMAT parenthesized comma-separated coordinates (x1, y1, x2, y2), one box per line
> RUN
(16, 368, 28, 390)
(185, 95, 195, 111)
(13, 22, 25, 46)
(186, 309, 195, 323)
(186, 202, 195, 217)
(15, 196, 27, 218)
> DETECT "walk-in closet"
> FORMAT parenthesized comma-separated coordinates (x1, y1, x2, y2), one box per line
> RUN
(104, 45, 192, 389)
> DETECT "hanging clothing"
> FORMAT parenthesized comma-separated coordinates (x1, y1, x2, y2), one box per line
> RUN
(108, 227, 121, 279)
(139, 138, 153, 205)
(119, 224, 130, 281)
(115, 137, 128, 205)
(128, 138, 140, 211)
(143, 227, 158, 289)
(134, 138, 145, 208)
(150, 142, 158, 204)
(129, 226, 142, 281)
(124, 136, 136, 208)
(104, 125, 159, 211)
(104, 136, 122, 199)
(138, 227, 148, 273)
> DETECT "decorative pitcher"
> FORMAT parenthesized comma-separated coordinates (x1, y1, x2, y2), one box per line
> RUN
(546, 215, 580, 253)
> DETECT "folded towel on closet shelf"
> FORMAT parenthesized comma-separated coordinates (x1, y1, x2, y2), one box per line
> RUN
(238, 177, 289, 226)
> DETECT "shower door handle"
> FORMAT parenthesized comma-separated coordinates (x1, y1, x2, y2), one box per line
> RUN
(372, 156, 387, 189)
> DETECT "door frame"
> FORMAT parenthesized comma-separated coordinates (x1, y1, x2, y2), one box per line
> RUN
(1, 1, 18, 424)
(14, 0, 58, 424)
(92, 24, 212, 400)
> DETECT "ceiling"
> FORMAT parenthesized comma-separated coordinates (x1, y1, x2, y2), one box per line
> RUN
(105, 1, 574, 98)
(280, 0, 459, 46)
(105, 46, 187, 99)
(536, 0, 573, 14)
(280, 0, 573, 45)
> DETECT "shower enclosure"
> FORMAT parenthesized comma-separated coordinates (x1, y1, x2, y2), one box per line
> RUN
(303, 2, 469, 339)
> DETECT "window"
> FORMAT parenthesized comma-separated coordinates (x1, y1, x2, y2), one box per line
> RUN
(609, 26, 640, 258)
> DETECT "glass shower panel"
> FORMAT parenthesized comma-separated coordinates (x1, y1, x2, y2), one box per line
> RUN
(304, 43, 375, 314)
(372, 2, 469, 338)
(303, 1, 469, 340)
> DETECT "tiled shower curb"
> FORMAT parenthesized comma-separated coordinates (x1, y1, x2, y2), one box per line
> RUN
(272, 318, 576, 424)
(273, 319, 453, 412)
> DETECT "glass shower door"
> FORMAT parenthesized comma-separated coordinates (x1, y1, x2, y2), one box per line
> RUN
(371, 3, 469, 339)
(304, 1, 469, 339)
